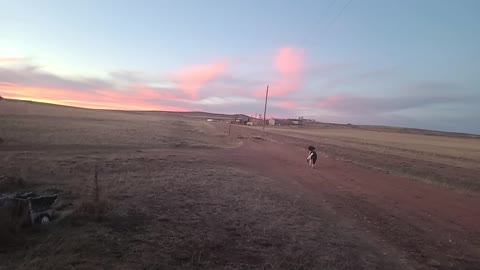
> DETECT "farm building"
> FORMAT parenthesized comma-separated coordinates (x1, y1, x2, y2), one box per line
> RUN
(232, 115, 250, 125)
(269, 118, 303, 126)
(248, 117, 264, 126)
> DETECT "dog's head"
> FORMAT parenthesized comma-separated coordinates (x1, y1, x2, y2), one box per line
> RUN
(308, 146, 315, 151)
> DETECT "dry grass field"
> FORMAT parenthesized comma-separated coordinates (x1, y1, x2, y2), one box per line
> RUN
(270, 127, 480, 166)
(1, 99, 479, 270)
(264, 125, 480, 191)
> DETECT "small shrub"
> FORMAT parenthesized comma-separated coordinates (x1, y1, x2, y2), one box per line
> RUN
(0, 175, 26, 193)
(75, 165, 110, 222)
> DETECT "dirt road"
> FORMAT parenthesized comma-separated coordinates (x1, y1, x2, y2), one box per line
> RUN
(211, 136, 480, 269)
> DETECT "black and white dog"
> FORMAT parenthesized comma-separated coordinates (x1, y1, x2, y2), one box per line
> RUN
(307, 146, 318, 168)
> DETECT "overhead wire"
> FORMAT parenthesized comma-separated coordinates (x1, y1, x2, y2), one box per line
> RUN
(303, 0, 353, 47)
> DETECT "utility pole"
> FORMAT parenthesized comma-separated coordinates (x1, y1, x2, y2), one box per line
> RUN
(263, 85, 269, 131)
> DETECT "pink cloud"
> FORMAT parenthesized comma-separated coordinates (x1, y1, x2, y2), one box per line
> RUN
(0, 57, 21, 63)
(0, 83, 188, 111)
(268, 112, 288, 119)
(0, 63, 216, 111)
(175, 61, 227, 98)
(255, 46, 305, 97)
(130, 85, 191, 103)
(274, 101, 299, 109)
(275, 47, 304, 75)
(318, 94, 345, 108)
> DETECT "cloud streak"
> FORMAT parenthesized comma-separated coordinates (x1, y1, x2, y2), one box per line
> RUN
(174, 61, 227, 98)
(0, 65, 193, 111)
(0, 82, 188, 111)
(0, 65, 112, 92)
(0, 59, 234, 111)
(316, 85, 477, 115)
(272, 100, 300, 109)
(0, 57, 22, 63)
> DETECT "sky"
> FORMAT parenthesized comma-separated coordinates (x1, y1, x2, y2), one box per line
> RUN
(1, 0, 479, 134)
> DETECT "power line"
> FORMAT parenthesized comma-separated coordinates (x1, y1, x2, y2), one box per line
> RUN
(304, 0, 353, 47)
(322, 0, 338, 21)
(326, 0, 353, 32)
(304, 0, 337, 43)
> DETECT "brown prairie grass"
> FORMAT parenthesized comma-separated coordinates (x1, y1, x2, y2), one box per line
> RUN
(242, 125, 480, 192)
(270, 128, 480, 164)
(1, 150, 403, 270)
(2, 100, 476, 269)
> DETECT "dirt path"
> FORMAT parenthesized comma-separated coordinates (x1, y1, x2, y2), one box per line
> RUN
(212, 138, 480, 269)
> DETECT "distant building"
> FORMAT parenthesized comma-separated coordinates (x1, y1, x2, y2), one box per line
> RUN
(233, 115, 250, 125)
(269, 118, 303, 126)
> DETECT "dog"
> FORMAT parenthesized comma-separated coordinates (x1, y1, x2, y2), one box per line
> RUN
(306, 146, 318, 168)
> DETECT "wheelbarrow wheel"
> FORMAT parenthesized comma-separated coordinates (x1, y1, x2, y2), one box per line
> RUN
(40, 215, 50, 225)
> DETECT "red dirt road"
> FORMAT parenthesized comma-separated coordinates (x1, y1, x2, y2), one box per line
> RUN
(212, 138, 480, 269)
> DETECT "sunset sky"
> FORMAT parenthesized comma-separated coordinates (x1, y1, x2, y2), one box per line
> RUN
(1, 0, 479, 133)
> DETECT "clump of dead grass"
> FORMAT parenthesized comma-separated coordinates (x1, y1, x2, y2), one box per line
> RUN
(0, 175, 26, 193)
(0, 199, 29, 251)
(75, 166, 111, 222)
